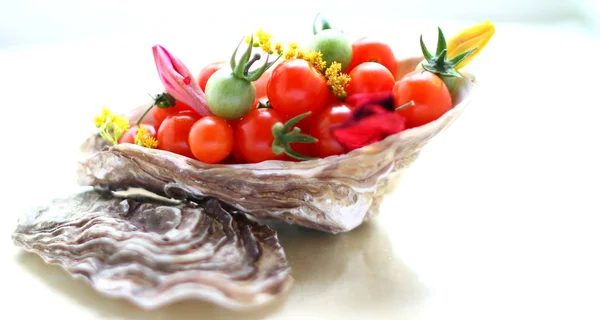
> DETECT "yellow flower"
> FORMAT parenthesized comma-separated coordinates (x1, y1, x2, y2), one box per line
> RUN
(134, 126, 158, 149)
(94, 107, 111, 128)
(256, 29, 272, 45)
(324, 62, 351, 100)
(305, 51, 327, 71)
(94, 107, 130, 145)
(447, 20, 495, 69)
(274, 42, 283, 55)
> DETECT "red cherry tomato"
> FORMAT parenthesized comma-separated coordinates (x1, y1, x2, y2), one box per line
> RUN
(197, 61, 228, 92)
(153, 100, 193, 125)
(118, 124, 157, 144)
(393, 70, 452, 128)
(346, 62, 396, 100)
(157, 111, 199, 158)
(267, 59, 329, 119)
(188, 116, 234, 164)
(310, 102, 352, 157)
(347, 37, 398, 78)
(254, 69, 271, 100)
(234, 108, 287, 163)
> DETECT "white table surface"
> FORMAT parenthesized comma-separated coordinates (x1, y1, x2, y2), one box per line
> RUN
(1, 18, 599, 320)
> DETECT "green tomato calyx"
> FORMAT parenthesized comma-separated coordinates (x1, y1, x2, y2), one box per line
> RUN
(136, 92, 176, 126)
(230, 35, 279, 82)
(272, 112, 318, 161)
(419, 27, 477, 79)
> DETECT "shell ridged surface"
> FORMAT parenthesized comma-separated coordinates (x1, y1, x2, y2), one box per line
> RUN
(12, 191, 293, 310)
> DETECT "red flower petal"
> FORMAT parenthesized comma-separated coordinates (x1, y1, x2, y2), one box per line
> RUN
(331, 92, 407, 151)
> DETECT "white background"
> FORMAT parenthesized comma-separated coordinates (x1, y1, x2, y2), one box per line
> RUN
(1, 0, 600, 49)
(1, 1, 600, 319)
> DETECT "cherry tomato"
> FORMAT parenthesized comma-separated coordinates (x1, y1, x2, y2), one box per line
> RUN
(345, 62, 396, 100)
(206, 68, 256, 120)
(267, 59, 329, 119)
(153, 100, 192, 125)
(197, 61, 228, 92)
(393, 70, 452, 128)
(254, 69, 271, 100)
(157, 111, 199, 158)
(118, 124, 157, 144)
(227, 118, 246, 163)
(306, 29, 353, 71)
(347, 37, 398, 78)
(310, 102, 352, 157)
(234, 108, 287, 163)
(188, 116, 233, 164)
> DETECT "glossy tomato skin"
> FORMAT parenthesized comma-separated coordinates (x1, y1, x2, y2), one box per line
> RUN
(153, 100, 192, 125)
(205, 69, 256, 120)
(347, 37, 398, 78)
(393, 70, 452, 128)
(234, 108, 287, 163)
(267, 59, 329, 119)
(197, 61, 228, 91)
(188, 116, 233, 164)
(118, 124, 157, 144)
(310, 102, 352, 158)
(254, 69, 271, 100)
(345, 62, 396, 100)
(157, 111, 199, 158)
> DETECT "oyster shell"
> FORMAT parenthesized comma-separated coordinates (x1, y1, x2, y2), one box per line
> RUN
(77, 57, 475, 234)
(12, 190, 293, 310)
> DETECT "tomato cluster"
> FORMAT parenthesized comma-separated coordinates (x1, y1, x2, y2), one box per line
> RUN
(124, 25, 455, 165)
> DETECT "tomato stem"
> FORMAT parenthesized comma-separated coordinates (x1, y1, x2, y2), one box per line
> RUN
(271, 112, 319, 161)
(230, 35, 279, 82)
(312, 12, 339, 35)
(136, 92, 176, 126)
(243, 53, 262, 77)
(395, 100, 415, 111)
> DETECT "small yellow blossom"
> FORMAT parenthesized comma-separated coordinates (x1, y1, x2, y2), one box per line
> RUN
(246, 29, 281, 55)
(255, 29, 272, 45)
(324, 62, 351, 100)
(261, 42, 272, 54)
(94, 107, 130, 145)
(274, 42, 283, 55)
(134, 126, 159, 149)
(94, 107, 111, 128)
(305, 51, 326, 72)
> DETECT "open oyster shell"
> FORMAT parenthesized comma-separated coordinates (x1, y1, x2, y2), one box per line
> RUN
(77, 57, 476, 234)
(12, 190, 293, 310)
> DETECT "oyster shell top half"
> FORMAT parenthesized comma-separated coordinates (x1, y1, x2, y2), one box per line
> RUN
(77, 58, 476, 233)
(12, 190, 293, 310)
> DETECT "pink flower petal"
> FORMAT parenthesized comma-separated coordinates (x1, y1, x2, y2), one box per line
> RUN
(152, 45, 213, 117)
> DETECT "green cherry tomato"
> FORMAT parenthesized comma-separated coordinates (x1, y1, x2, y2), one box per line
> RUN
(307, 29, 353, 71)
(205, 69, 256, 120)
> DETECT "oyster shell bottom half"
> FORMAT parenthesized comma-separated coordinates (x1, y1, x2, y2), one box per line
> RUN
(12, 190, 293, 310)
(77, 57, 476, 234)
